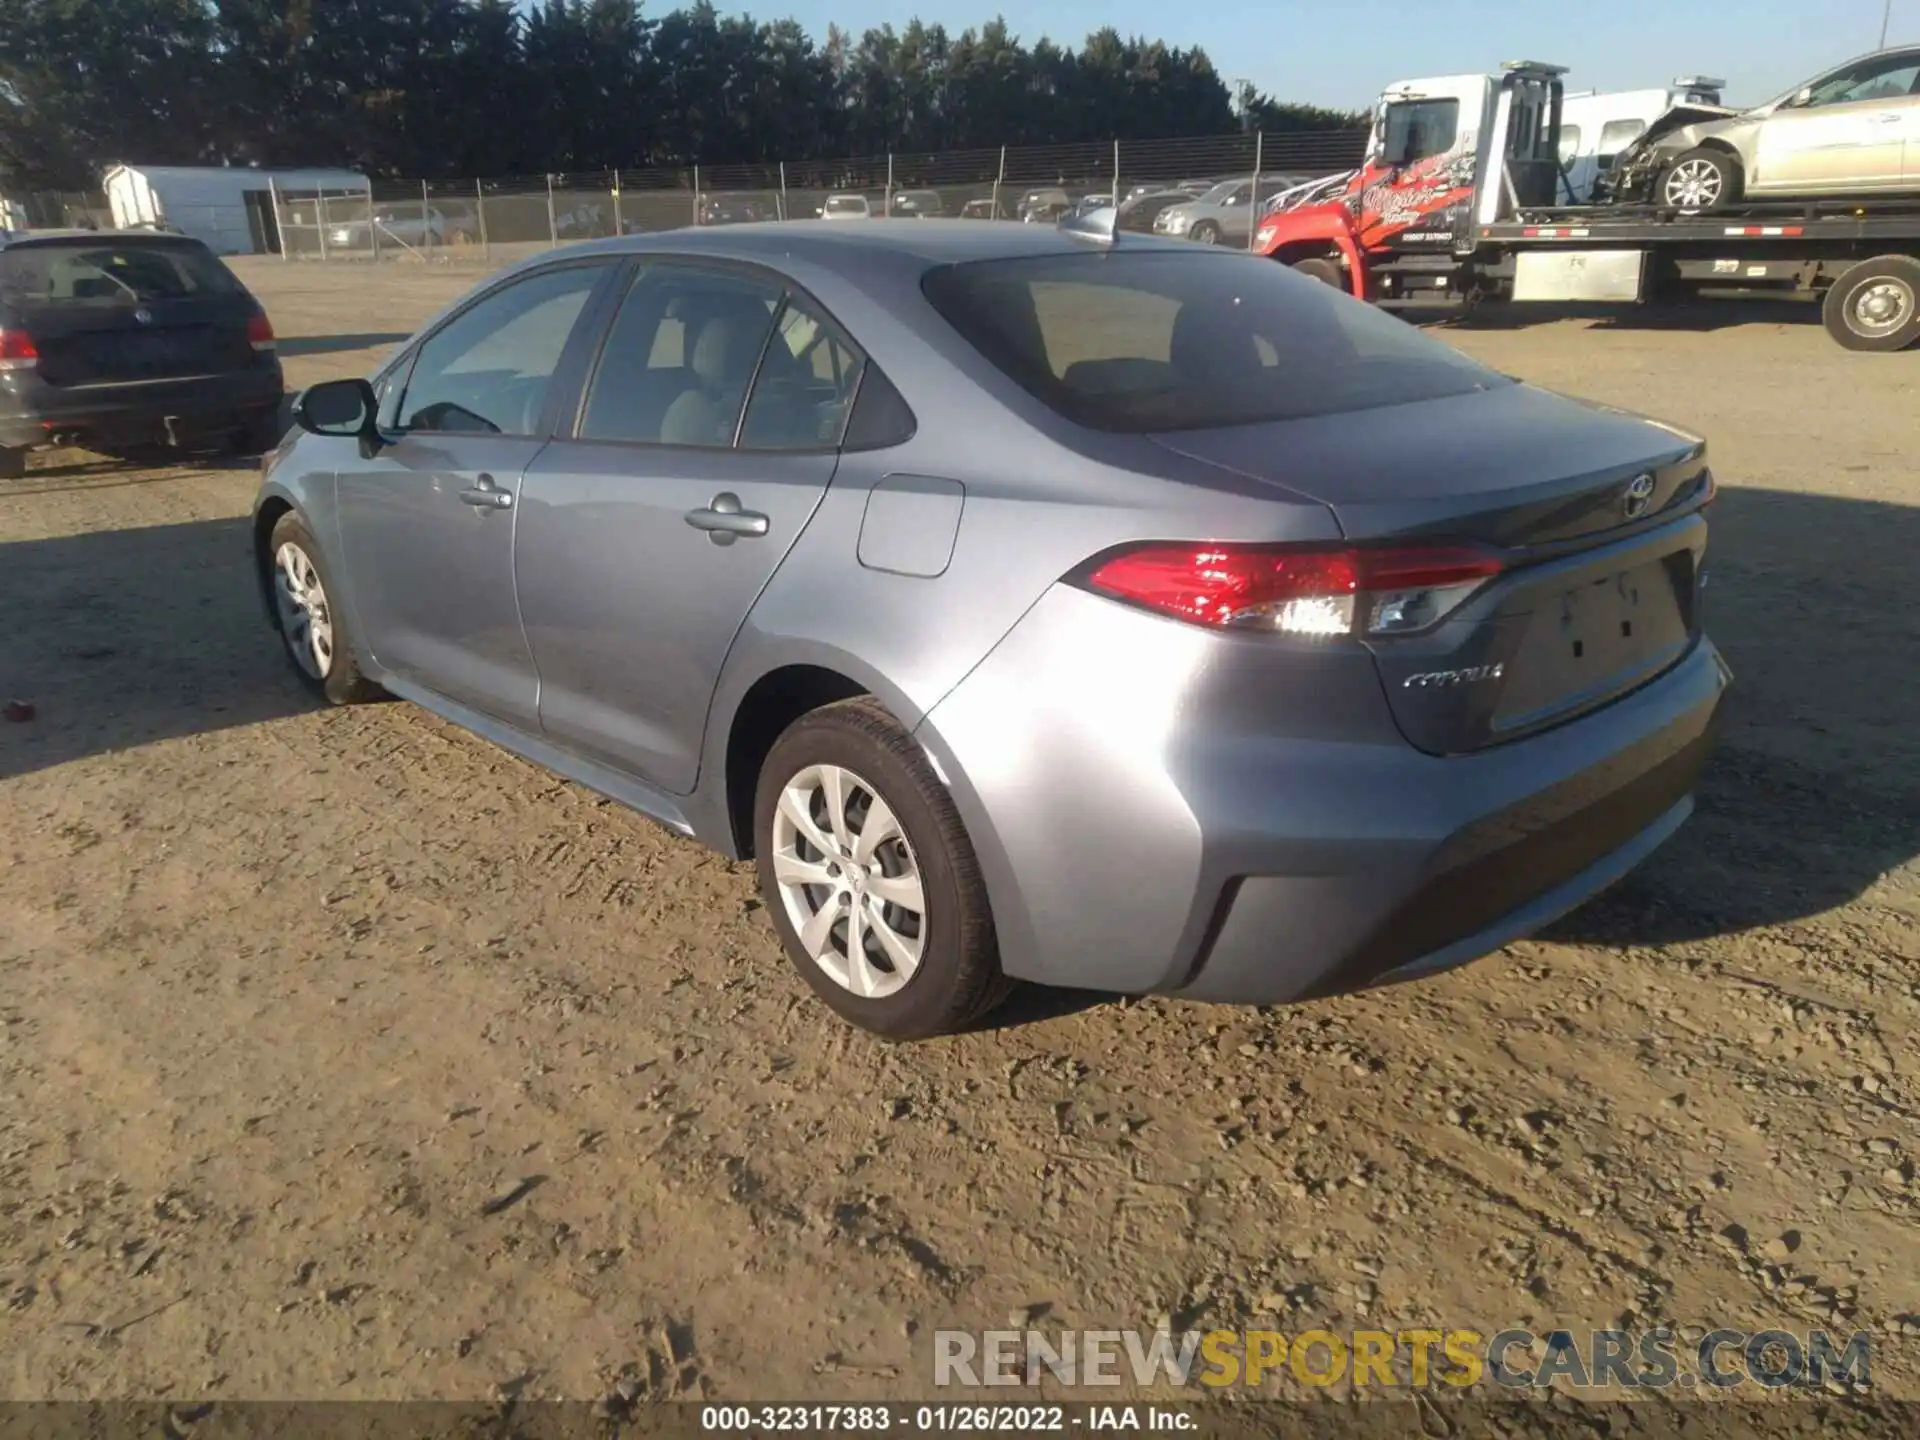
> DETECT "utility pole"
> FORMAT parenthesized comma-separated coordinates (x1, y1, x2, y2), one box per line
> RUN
(1882, 0, 1895, 47)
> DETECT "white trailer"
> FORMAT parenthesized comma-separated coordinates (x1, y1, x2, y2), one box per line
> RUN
(101, 164, 368, 255)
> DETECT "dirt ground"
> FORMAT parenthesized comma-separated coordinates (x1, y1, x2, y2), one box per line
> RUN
(1, 256, 1916, 1410)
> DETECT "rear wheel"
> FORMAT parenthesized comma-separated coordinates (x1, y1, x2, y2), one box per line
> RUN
(268, 512, 379, 705)
(0, 446, 24, 480)
(1659, 147, 1742, 214)
(1290, 256, 1347, 290)
(1822, 256, 1920, 352)
(754, 698, 1010, 1040)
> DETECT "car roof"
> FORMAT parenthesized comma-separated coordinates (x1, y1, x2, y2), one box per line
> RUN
(555, 219, 1195, 271)
(1, 228, 208, 248)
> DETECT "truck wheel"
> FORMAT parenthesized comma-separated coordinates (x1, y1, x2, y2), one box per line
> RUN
(1822, 256, 1920, 352)
(1659, 148, 1742, 214)
(1290, 257, 1347, 291)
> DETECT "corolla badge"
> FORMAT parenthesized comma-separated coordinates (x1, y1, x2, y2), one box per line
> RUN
(1622, 473, 1656, 519)
(133, 308, 154, 326)
(1403, 663, 1504, 689)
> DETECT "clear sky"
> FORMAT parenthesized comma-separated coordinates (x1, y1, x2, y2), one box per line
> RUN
(773, 0, 1912, 111)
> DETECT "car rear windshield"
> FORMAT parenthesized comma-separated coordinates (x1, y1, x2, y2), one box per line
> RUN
(0, 239, 243, 307)
(825, 197, 866, 213)
(920, 250, 1507, 432)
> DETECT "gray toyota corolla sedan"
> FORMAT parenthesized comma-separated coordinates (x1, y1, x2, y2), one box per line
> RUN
(253, 220, 1728, 1040)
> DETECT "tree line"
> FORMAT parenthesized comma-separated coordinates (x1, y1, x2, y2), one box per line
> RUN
(0, 0, 1360, 190)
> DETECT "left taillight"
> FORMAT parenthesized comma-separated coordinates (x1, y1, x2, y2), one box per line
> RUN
(247, 310, 275, 352)
(1078, 541, 1507, 639)
(0, 327, 39, 372)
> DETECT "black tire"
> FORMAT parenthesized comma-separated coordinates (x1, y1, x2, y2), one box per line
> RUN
(231, 409, 284, 457)
(1290, 256, 1346, 290)
(1190, 221, 1221, 244)
(1659, 147, 1743, 214)
(0, 446, 24, 480)
(754, 697, 1011, 1040)
(266, 511, 380, 705)
(1821, 256, 1920, 352)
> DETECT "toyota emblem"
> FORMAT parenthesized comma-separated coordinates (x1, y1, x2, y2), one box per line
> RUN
(1622, 473, 1656, 519)
(133, 307, 154, 326)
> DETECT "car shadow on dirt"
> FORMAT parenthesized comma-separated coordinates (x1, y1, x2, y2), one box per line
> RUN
(0, 516, 326, 779)
(1, 488, 1912, 984)
(1547, 484, 1920, 948)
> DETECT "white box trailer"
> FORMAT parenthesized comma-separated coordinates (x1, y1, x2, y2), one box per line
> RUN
(102, 164, 368, 255)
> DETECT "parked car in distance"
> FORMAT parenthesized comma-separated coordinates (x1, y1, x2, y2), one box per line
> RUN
(1117, 187, 1210, 234)
(1, 229, 282, 477)
(255, 220, 1726, 1040)
(1063, 193, 1115, 221)
(819, 193, 873, 220)
(959, 197, 1009, 220)
(327, 206, 457, 251)
(1017, 188, 1073, 223)
(889, 190, 944, 218)
(1154, 176, 1307, 244)
(1610, 44, 1920, 212)
(699, 195, 766, 226)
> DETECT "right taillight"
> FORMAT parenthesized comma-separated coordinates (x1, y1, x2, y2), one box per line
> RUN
(1081, 541, 1506, 639)
(0, 328, 38, 372)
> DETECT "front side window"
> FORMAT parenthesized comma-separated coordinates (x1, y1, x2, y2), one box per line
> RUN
(740, 294, 865, 450)
(1380, 98, 1461, 164)
(397, 264, 602, 435)
(922, 250, 1504, 433)
(577, 265, 782, 446)
(1806, 55, 1920, 106)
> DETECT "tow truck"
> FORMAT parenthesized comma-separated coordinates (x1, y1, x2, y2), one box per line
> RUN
(1256, 61, 1920, 352)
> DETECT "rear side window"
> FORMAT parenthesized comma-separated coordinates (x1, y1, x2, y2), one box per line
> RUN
(921, 250, 1505, 433)
(0, 241, 242, 305)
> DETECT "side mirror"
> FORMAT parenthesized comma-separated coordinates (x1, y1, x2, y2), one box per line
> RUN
(292, 378, 378, 439)
(1792, 85, 1813, 107)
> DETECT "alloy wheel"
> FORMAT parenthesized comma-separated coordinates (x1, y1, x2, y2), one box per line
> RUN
(1663, 158, 1722, 210)
(273, 541, 335, 680)
(770, 763, 926, 999)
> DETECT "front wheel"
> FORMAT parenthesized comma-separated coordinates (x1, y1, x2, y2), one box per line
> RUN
(1659, 147, 1742, 214)
(268, 512, 380, 705)
(1822, 256, 1920, 352)
(1290, 256, 1347, 290)
(1189, 221, 1220, 245)
(754, 698, 1010, 1040)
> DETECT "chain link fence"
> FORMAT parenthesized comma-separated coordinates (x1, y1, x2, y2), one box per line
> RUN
(265, 128, 1367, 265)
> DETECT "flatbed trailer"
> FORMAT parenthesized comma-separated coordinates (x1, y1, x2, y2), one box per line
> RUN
(1257, 63, 1920, 351)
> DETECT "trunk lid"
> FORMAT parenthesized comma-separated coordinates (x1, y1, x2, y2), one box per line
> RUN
(1152, 383, 1713, 755)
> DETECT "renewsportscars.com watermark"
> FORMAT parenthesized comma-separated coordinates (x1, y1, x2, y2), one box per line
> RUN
(933, 1327, 1872, 1392)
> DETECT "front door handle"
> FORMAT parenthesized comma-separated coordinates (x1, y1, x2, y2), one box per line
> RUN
(685, 491, 769, 545)
(460, 473, 514, 511)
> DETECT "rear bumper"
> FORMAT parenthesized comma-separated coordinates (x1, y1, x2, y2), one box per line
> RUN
(0, 362, 283, 448)
(917, 583, 1730, 1005)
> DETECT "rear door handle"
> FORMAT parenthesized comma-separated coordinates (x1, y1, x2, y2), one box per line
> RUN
(460, 473, 514, 511)
(685, 491, 769, 545)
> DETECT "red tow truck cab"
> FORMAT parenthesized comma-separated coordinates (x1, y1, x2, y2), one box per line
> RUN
(1254, 59, 1920, 352)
